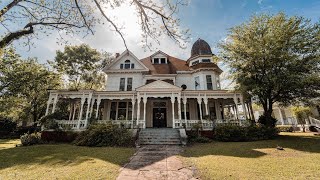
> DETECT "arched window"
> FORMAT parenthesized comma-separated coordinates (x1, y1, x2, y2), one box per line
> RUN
(124, 60, 131, 69)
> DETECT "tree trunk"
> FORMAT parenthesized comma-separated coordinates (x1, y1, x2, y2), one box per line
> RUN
(260, 98, 275, 127)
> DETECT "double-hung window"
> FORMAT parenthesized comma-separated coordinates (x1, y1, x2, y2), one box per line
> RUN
(119, 78, 125, 91)
(206, 75, 213, 90)
(109, 102, 133, 120)
(119, 77, 133, 91)
(127, 78, 132, 91)
(195, 76, 200, 90)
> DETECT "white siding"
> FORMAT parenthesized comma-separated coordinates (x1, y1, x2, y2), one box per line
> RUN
(109, 54, 145, 70)
(105, 73, 144, 91)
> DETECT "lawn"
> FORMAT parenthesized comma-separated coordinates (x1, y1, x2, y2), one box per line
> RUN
(181, 132, 320, 180)
(0, 139, 135, 180)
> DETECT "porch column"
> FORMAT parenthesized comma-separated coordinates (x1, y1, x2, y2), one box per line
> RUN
(171, 95, 175, 128)
(183, 97, 187, 126)
(278, 108, 284, 125)
(215, 99, 221, 120)
(77, 97, 86, 129)
(95, 98, 101, 119)
(52, 94, 59, 113)
(203, 97, 209, 116)
(233, 95, 241, 125)
(72, 102, 77, 120)
(89, 98, 95, 118)
(197, 97, 203, 122)
(131, 97, 136, 128)
(232, 105, 236, 120)
(45, 95, 52, 116)
(177, 97, 182, 121)
(142, 96, 147, 129)
(221, 100, 225, 119)
(233, 96, 239, 120)
(84, 93, 92, 128)
(240, 95, 248, 119)
(137, 96, 141, 126)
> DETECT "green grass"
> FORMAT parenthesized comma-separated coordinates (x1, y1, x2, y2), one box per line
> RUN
(181, 132, 320, 180)
(0, 139, 135, 180)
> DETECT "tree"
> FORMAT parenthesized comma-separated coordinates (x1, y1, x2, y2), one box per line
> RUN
(219, 13, 320, 127)
(52, 44, 111, 90)
(292, 106, 312, 132)
(0, 49, 61, 124)
(0, 0, 189, 50)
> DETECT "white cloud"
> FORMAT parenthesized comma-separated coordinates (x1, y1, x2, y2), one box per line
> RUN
(258, 0, 263, 5)
(13, 1, 192, 63)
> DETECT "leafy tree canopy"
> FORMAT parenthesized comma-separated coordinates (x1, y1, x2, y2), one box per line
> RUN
(0, 48, 61, 123)
(51, 44, 112, 90)
(219, 13, 320, 126)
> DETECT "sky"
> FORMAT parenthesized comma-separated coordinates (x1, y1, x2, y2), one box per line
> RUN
(2, 0, 320, 64)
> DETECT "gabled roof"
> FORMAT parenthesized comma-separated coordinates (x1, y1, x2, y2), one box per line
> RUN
(140, 55, 190, 75)
(149, 50, 169, 58)
(104, 49, 149, 71)
(136, 80, 182, 92)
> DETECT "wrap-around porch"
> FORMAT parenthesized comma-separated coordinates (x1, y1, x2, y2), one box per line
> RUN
(45, 89, 251, 131)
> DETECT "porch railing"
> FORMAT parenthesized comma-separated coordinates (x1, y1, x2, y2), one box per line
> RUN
(174, 119, 241, 130)
(56, 120, 86, 130)
(310, 117, 320, 127)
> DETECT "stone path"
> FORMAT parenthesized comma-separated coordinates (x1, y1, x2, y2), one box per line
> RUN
(116, 145, 198, 180)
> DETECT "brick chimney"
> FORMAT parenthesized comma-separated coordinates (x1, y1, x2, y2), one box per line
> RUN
(115, 53, 120, 58)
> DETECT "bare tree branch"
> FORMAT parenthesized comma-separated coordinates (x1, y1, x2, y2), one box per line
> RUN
(74, 0, 94, 35)
(0, 0, 23, 18)
(93, 0, 128, 50)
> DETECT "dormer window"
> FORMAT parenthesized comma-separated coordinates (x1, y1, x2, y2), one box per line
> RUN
(120, 60, 134, 69)
(192, 60, 199, 66)
(202, 59, 211, 63)
(153, 57, 167, 64)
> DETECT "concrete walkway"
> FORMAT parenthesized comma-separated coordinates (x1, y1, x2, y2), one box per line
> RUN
(117, 145, 198, 180)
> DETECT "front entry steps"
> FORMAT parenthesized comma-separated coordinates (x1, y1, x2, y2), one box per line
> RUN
(138, 128, 182, 145)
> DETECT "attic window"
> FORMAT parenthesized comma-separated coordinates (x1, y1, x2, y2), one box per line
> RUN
(202, 59, 211, 63)
(120, 60, 134, 69)
(192, 60, 199, 66)
(153, 57, 167, 64)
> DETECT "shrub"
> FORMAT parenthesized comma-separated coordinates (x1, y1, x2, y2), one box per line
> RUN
(277, 125, 294, 132)
(40, 113, 60, 130)
(258, 115, 277, 127)
(15, 126, 41, 135)
(214, 124, 279, 142)
(20, 132, 42, 146)
(41, 131, 78, 143)
(73, 123, 134, 147)
(0, 117, 17, 134)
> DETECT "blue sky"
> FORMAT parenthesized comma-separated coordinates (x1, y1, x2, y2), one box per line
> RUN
(2, 0, 320, 62)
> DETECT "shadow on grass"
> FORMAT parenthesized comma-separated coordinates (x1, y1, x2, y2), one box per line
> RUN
(1, 134, 319, 172)
(0, 142, 135, 171)
(182, 133, 320, 158)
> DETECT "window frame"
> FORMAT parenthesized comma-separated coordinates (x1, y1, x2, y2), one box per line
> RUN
(109, 101, 132, 120)
(195, 76, 200, 90)
(127, 78, 133, 91)
(202, 59, 211, 63)
(192, 60, 199, 66)
(119, 78, 126, 91)
(124, 60, 131, 69)
(206, 75, 213, 90)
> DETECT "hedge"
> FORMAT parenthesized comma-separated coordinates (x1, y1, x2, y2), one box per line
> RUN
(41, 131, 78, 143)
(214, 124, 279, 142)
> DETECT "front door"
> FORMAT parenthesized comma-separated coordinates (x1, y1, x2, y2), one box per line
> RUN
(153, 108, 167, 128)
